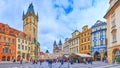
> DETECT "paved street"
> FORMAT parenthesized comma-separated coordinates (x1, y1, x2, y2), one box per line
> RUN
(0, 61, 120, 68)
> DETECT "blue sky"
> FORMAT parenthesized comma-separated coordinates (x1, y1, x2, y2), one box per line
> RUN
(0, 0, 109, 53)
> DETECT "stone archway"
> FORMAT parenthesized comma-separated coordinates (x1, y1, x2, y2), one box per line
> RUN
(7, 56, 10, 61)
(26, 54, 30, 61)
(112, 48, 120, 63)
(2, 56, 6, 61)
(94, 51, 101, 61)
(17, 55, 21, 61)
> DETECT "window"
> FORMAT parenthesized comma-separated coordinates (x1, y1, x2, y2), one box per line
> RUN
(8, 38, 10, 43)
(22, 40, 24, 43)
(82, 40, 84, 43)
(26, 18, 28, 22)
(0, 36, 1, 42)
(100, 40, 103, 45)
(4, 37, 6, 42)
(5, 48, 9, 53)
(85, 46, 86, 50)
(28, 47, 30, 51)
(88, 32, 91, 35)
(100, 31, 103, 36)
(33, 28, 35, 37)
(112, 21, 116, 27)
(22, 45, 24, 50)
(18, 44, 20, 49)
(25, 41, 27, 44)
(12, 56, 14, 60)
(9, 49, 11, 53)
(111, 12, 115, 18)
(25, 46, 27, 50)
(12, 39, 14, 44)
(94, 41, 96, 46)
(88, 38, 90, 41)
(84, 34, 86, 36)
(112, 33, 116, 42)
(84, 39, 86, 42)
(18, 39, 20, 42)
(82, 47, 83, 50)
(2, 48, 4, 53)
(88, 45, 90, 50)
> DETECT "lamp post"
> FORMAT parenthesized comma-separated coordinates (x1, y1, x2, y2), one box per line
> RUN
(89, 46, 93, 68)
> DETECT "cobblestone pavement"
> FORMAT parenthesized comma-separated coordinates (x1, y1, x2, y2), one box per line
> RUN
(0, 61, 120, 68)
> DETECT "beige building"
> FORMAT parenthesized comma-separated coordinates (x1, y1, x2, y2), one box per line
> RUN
(53, 40, 63, 58)
(104, 0, 120, 63)
(69, 30, 80, 54)
(63, 38, 70, 55)
(15, 31, 31, 61)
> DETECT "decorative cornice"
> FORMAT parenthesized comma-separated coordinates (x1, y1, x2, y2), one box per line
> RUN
(104, 0, 120, 18)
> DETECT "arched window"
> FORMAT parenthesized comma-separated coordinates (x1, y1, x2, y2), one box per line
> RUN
(2, 48, 4, 53)
(111, 29, 117, 42)
(2, 56, 6, 61)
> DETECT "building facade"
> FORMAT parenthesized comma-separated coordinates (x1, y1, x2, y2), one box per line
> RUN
(69, 30, 80, 54)
(63, 38, 70, 55)
(16, 31, 31, 61)
(0, 3, 40, 61)
(23, 3, 38, 42)
(80, 25, 91, 54)
(53, 40, 63, 58)
(0, 23, 16, 61)
(104, 0, 120, 63)
(23, 3, 40, 60)
(91, 20, 107, 61)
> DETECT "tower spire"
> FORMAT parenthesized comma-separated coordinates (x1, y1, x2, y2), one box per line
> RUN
(37, 12, 39, 18)
(58, 39, 62, 45)
(23, 10, 24, 17)
(53, 40, 57, 46)
(27, 2, 35, 14)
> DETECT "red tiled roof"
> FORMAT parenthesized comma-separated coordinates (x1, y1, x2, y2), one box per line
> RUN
(40, 52, 45, 55)
(0, 22, 28, 39)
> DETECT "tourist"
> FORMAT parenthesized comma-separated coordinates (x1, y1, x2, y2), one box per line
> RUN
(20, 58, 23, 64)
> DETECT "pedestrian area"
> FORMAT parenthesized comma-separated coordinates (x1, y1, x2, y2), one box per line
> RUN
(0, 61, 120, 68)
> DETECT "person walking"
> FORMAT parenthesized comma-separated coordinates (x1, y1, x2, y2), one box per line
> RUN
(61, 59, 64, 65)
(40, 60, 42, 65)
(20, 58, 23, 64)
(48, 59, 52, 68)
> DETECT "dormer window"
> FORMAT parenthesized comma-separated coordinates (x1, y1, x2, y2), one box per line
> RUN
(111, 12, 115, 18)
(111, 20, 116, 27)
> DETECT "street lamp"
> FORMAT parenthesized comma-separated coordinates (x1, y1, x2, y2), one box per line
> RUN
(64, 54, 70, 68)
(89, 46, 93, 64)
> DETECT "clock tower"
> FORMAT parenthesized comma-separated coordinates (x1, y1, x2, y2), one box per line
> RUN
(23, 3, 38, 42)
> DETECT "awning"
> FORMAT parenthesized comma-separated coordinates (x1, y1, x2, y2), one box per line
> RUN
(72, 53, 91, 58)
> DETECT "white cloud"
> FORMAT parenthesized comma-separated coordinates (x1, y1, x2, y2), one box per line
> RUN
(0, 0, 109, 53)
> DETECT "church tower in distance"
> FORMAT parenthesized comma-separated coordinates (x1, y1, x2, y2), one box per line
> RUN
(23, 3, 38, 42)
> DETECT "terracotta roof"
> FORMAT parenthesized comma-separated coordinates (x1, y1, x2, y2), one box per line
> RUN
(0, 22, 28, 39)
(40, 52, 45, 55)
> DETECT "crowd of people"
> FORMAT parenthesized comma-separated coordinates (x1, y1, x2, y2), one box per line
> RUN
(11, 57, 108, 68)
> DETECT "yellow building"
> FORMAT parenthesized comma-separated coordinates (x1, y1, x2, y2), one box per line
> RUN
(63, 38, 70, 55)
(80, 25, 91, 55)
(104, 0, 120, 63)
(69, 30, 80, 54)
(16, 31, 31, 62)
